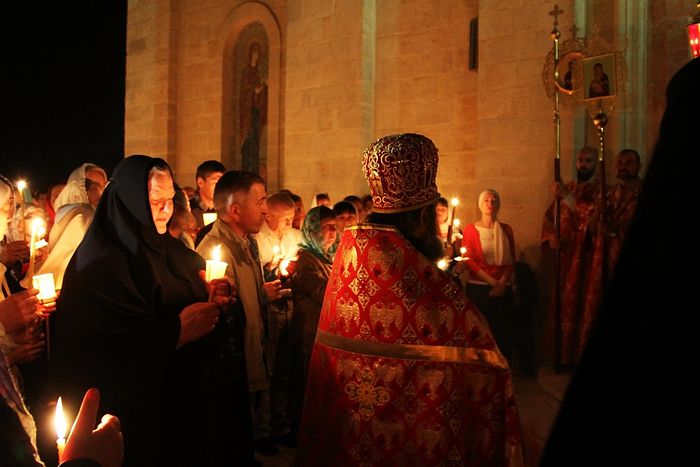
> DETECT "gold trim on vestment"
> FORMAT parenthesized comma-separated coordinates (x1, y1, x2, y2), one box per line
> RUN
(316, 330, 509, 369)
(369, 195, 441, 214)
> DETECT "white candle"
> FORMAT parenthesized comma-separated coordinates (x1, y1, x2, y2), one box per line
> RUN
(16, 180, 29, 204)
(55, 397, 67, 461)
(33, 273, 57, 306)
(202, 212, 217, 226)
(205, 244, 228, 282)
(27, 218, 44, 279)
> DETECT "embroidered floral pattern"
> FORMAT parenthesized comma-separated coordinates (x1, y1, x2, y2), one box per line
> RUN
(345, 367, 391, 420)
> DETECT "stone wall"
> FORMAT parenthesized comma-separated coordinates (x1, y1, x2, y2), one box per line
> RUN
(374, 0, 479, 217)
(124, 0, 696, 256)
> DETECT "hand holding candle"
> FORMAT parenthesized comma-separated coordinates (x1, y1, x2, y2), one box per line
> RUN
(205, 245, 228, 282)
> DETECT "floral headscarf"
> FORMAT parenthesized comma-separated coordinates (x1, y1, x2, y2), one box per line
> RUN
(299, 206, 336, 264)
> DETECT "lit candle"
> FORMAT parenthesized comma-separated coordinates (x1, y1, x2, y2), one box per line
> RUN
(16, 179, 29, 204)
(437, 259, 449, 271)
(27, 218, 45, 280)
(33, 273, 57, 307)
(205, 244, 228, 282)
(272, 245, 280, 256)
(279, 258, 291, 277)
(202, 212, 217, 226)
(55, 397, 67, 461)
(446, 198, 459, 244)
(460, 246, 467, 256)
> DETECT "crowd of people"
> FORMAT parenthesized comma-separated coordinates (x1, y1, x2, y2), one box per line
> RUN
(3, 56, 695, 466)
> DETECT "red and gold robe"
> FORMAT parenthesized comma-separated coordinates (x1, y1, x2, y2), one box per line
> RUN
(298, 225, 523, 467)
(606, 182, 640, 273)
(542, 180, 605, 365)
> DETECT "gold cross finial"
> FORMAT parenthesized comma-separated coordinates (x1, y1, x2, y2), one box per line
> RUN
(569, 23, 579, 38)
(549, 4, 564, 27)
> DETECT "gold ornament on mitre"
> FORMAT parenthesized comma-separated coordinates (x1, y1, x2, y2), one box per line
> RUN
(362, 133, 440, 213)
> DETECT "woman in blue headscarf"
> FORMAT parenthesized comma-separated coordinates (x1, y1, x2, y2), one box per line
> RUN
(288, 205, 337, 429)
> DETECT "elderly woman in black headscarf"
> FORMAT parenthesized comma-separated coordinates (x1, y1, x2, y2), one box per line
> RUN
(51, 156, 253, 466)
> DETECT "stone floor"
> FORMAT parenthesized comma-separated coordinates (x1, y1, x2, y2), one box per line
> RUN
(258, 364, 573, 467)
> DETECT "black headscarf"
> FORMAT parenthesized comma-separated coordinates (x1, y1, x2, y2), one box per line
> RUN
(540, 58, 699, 466)
(51, 156, 241, 466)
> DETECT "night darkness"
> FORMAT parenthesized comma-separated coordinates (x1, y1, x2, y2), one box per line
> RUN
(1, 2, 127, 193)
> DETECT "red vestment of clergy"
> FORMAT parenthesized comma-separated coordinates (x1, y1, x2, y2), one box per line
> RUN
(298, 225, 523, 467)
(542, 180, 605, 365)
(606, 182, 640, 273)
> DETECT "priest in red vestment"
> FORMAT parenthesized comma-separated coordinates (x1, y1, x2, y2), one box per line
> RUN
(542, 146, 605, 365)
(605, 149, 642, 273)
(298, 133, 523, 467)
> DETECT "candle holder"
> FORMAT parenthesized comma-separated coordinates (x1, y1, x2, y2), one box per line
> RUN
(33, 273, 57, 308)
(206, 245, 228, 282)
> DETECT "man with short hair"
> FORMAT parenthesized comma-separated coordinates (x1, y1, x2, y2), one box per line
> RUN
(197, 171, 285, 458)
(192, 160, 226, 229)
(298, 133, 523, 466)
(542, 146, 605, 365)
(605, 148, 642, 271)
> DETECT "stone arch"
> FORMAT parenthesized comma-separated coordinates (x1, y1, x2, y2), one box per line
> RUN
(220, 2, 282, 190)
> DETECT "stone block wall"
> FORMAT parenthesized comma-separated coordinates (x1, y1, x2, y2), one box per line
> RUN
(124, 0, 696, 259)
(375, 0, 478, 222)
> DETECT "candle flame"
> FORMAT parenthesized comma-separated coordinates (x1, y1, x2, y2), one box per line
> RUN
(451, 197, 459, 207)
(280, 259, 291, 277)
(17, 180, 27, 191)
(437, 259, 448, 270)
(453, 218, 460, 227)
(31, 217, 44, 233)
(272, 245, 280, 255)
(55, 397, 67, 440)
(211, 244, 221, 262)
(460, 247, 467, 255)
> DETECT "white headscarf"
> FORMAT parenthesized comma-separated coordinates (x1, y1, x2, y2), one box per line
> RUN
(478, 189, 512, 266)
(53, 163, 106, 219)
(0, 177, 13, 240)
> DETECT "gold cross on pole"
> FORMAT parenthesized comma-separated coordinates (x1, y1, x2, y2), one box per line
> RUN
(570, 23, 579, 38)
(549, 4, 564, 28)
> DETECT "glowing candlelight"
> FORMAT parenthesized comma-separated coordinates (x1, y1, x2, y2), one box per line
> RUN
(460, 246, 467, 256)
(17, 180, 29, 204)
(437, 259, 449, 270)
(446, 198, 459, 244)
(272, 245, 280, 256)
(202, 212, 217, 226)
(27, 218, 45, 279)
(279, 259, 291, 277)
(55, 397, 67, 461)
(33, 273, 57, 307)
(453, 218, 460, 228)
(205, 244, 228, 282)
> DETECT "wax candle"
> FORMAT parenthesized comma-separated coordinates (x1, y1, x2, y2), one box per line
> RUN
(55, 397, 67, 461)
(26, 218, 45, 280)
(205, 244, 228, 282)
(202, 212, 217, 226)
